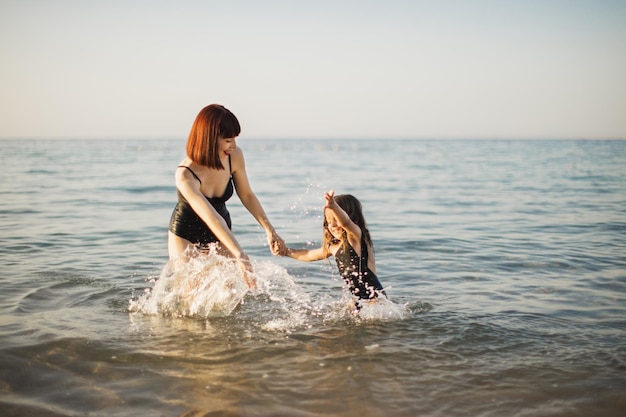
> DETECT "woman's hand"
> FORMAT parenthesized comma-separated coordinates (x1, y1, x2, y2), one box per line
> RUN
(237, 253, 257, 290)
(268, 231, 287, 256)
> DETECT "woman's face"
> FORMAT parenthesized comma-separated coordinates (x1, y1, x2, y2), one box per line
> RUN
(219, 137, 237, 158)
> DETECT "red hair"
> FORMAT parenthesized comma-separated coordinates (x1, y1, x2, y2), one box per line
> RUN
(186, 104, 241, 169)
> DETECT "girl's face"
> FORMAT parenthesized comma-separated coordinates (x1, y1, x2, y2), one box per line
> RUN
(219, 137, 237, 159)
(324, 209, 344, 241)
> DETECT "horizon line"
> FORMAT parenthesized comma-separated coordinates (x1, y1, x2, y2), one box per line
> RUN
(1, 136, 625, 141)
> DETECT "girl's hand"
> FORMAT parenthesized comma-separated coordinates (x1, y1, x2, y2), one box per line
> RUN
(324, 189, 336, 209)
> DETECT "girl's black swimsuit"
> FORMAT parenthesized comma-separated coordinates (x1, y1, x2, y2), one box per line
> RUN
(168, 158, 234, 246)
(334, 234, 385, 301)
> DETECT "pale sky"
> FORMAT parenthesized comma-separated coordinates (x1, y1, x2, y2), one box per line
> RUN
(1, 0, 625, 140)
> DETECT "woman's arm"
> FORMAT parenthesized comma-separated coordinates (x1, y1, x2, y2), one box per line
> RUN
(175, 167, 246, 259)
(231, 147, 285, 251)
(176, 168, 257, 288)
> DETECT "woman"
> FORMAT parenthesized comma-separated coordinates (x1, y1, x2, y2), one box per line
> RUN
(168, 104, 284, 289)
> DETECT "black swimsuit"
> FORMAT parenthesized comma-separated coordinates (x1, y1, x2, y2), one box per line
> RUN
(334, 234, 384, 301)
(168, 157, 234, 246)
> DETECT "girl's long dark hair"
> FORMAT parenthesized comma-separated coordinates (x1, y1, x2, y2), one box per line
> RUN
(322, 194, 372, 256)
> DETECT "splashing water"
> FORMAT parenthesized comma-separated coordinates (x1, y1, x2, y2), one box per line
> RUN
(128, 246, 251, 318)
(355, 294, 410, 322)
(129, 246, 409, 329)
(128, 245, 313, 326)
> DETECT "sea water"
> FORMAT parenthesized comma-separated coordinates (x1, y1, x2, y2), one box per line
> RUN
(0, 138, 624, 416)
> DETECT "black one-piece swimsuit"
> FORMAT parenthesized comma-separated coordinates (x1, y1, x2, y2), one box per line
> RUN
(168, 157, 234, 246)
(334, 234, 384, 301)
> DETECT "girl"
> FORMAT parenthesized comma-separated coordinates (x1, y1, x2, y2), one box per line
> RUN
(168, 104, 285, 289)
(279, 190, 385, 309)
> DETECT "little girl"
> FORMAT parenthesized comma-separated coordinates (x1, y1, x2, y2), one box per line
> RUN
(279, 190, 385, 309)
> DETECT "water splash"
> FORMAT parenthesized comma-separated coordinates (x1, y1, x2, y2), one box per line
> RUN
(355, 296, 410, 322)
(319, 291, 411, 324)
(129, 246, 250, 318)
(128, 246, 313, 327)
(246, 259, 313, 332)
(288, 181, 324, 217)
(128, 246, 410, 329)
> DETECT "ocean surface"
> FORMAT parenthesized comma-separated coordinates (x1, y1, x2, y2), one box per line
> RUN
(0, 138, 625, 417)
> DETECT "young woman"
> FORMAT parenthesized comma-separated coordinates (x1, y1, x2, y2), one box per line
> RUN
(168, 104, 284, 288)
(279, 190, 385, 309)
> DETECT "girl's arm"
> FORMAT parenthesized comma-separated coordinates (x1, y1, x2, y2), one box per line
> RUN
(285, 246, 328, 262)
(230, 147, 285, 253)
(324, 190, 361, 240)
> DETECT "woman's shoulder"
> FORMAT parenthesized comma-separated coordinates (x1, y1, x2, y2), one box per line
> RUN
(175, 159, 202, 182)
(176, 159, 198, 172)
(230, 146, 246, 171)
(176, 157, 194, 168)
(231, 146, 244, 160)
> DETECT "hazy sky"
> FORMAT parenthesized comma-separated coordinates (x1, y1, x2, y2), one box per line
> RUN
(1, 0, 625, 139)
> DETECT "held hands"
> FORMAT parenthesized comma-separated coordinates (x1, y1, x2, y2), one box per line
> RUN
(272, 240, 288, 256)
(239, 233, 284, 288)
(268, 231, 287, 256)
(270, 190, 337, 258)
